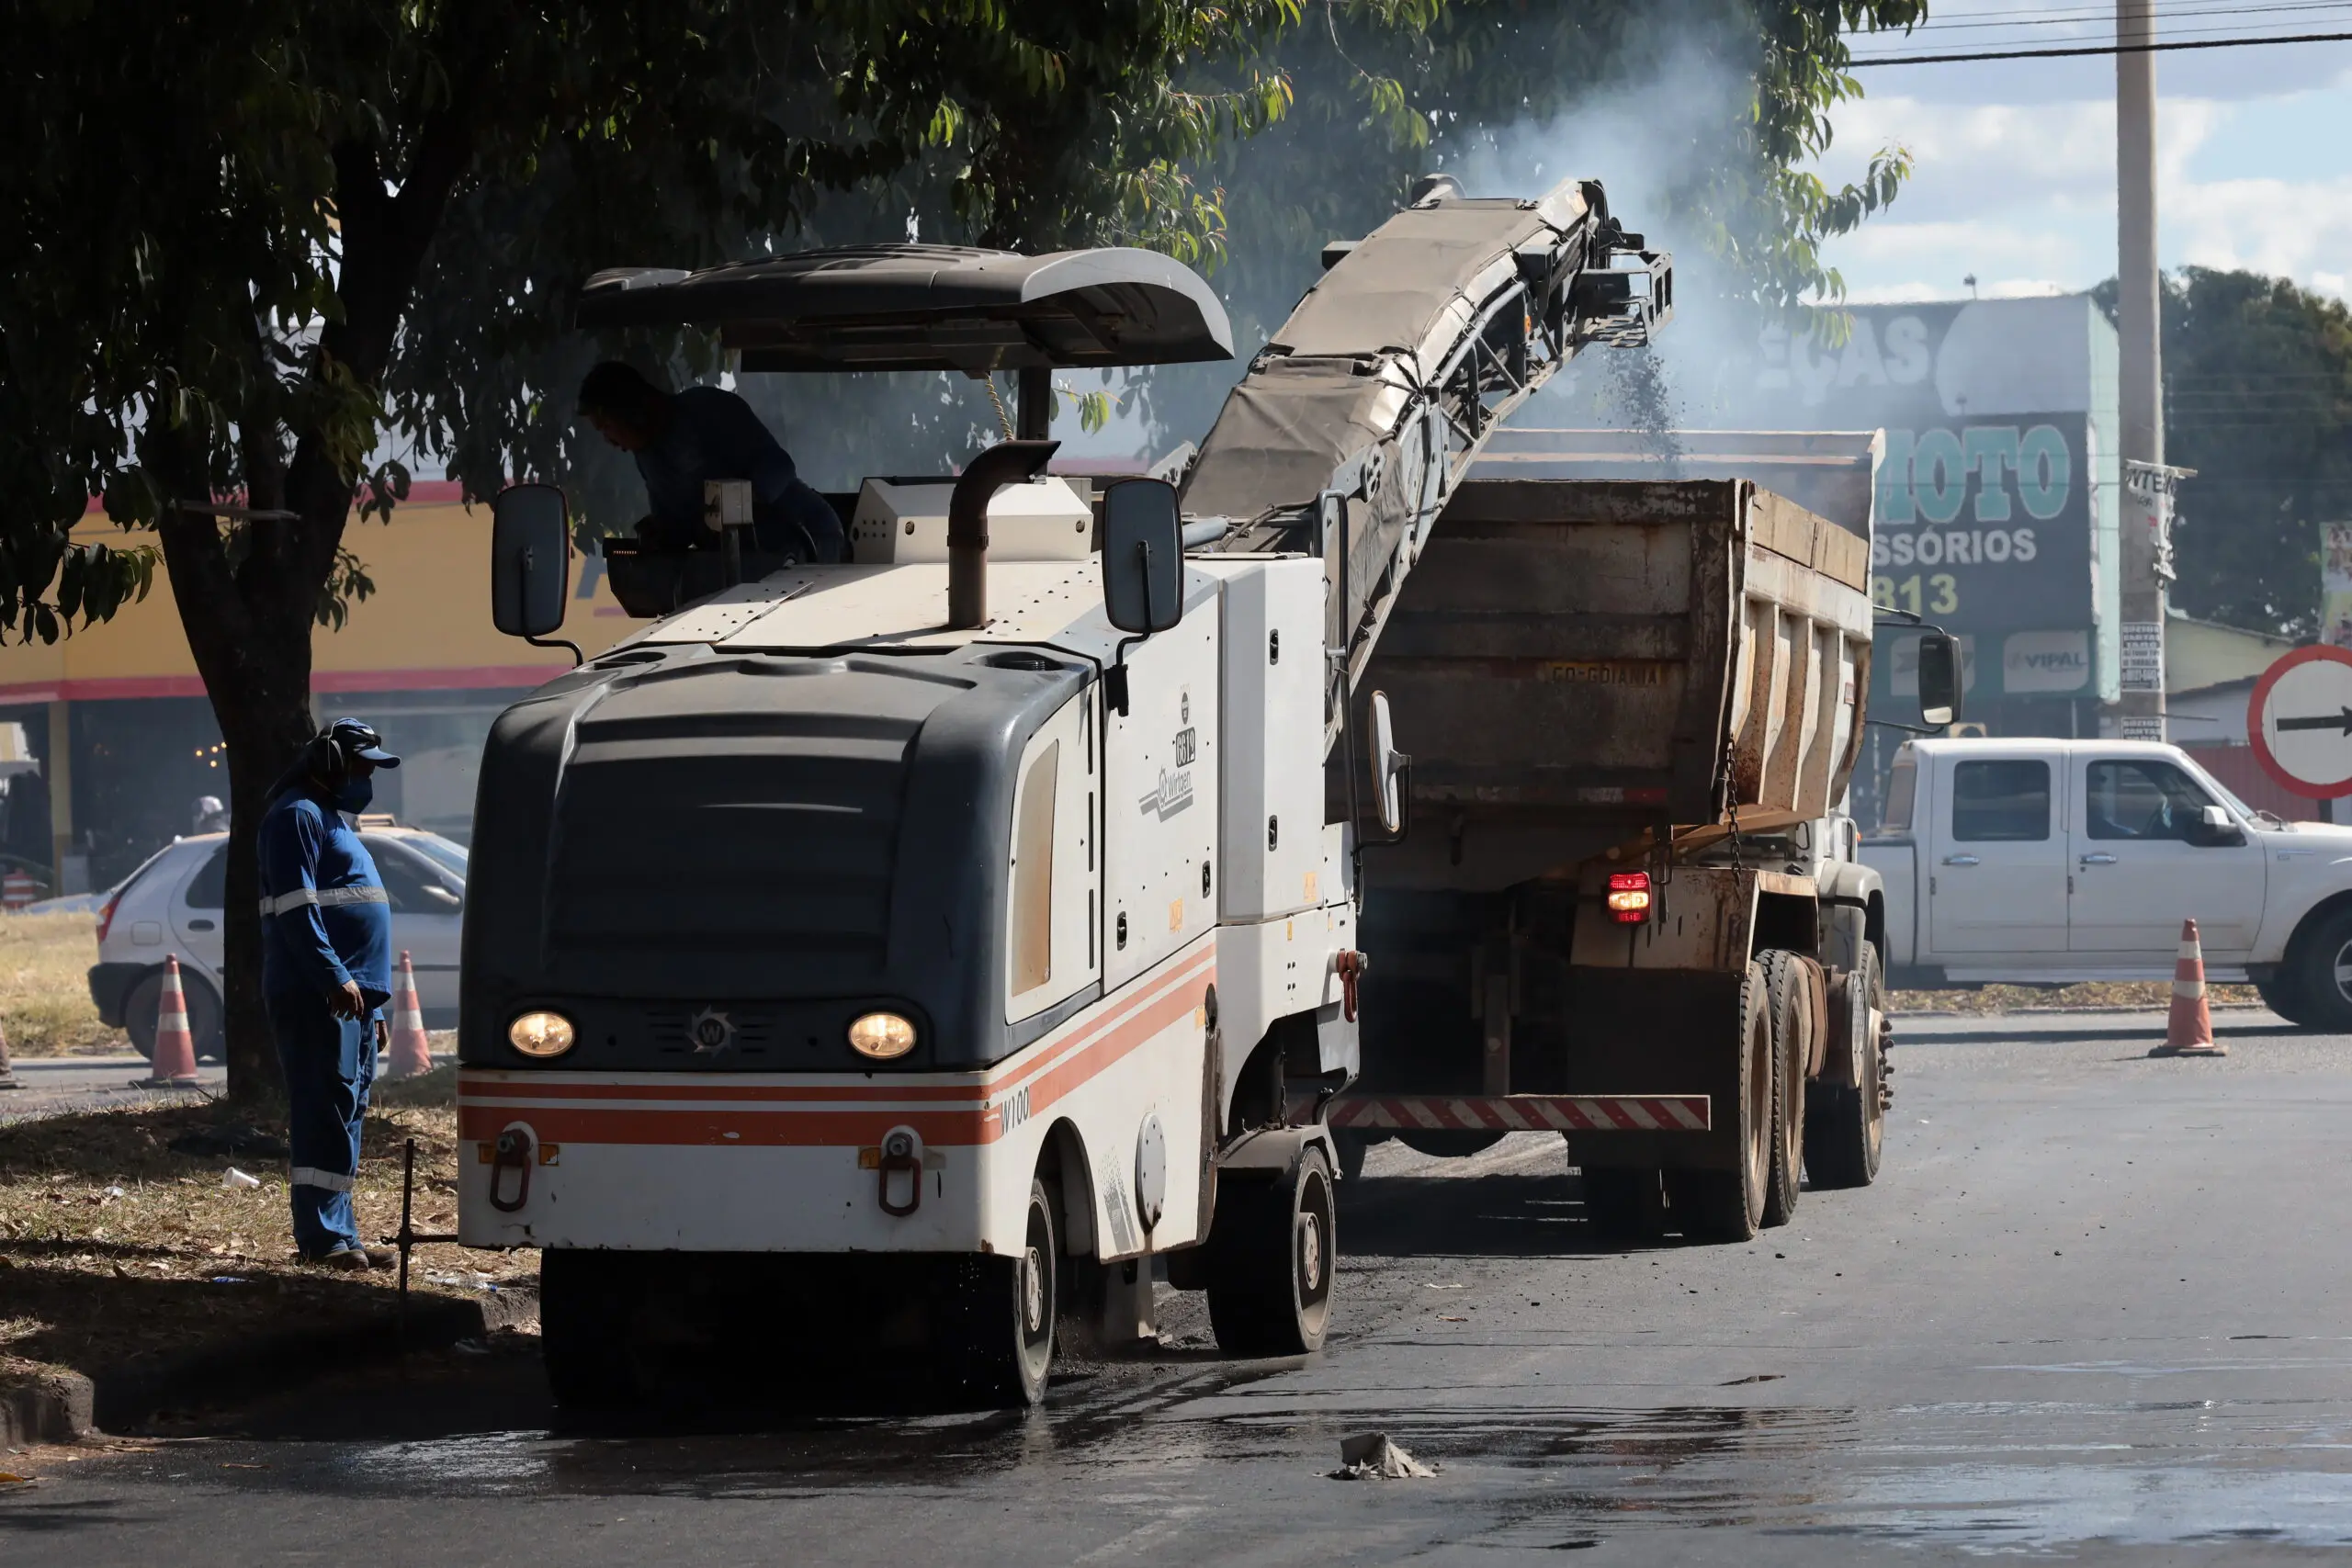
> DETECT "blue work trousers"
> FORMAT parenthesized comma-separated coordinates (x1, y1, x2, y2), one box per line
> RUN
(267, 988, 377, 1259)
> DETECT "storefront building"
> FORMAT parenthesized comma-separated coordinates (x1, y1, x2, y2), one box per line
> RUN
(0, 485, 637, 892)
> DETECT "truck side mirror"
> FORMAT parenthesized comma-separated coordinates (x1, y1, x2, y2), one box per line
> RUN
(1916, 632, 1962, 728)
(2190, 803, 2245, 847)
(1367, 690, 1411, 838)
(492, 483, 571, 639)
(1102, 478, 1184, 636)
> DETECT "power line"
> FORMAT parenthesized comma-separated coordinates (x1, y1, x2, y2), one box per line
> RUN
(1849, 27, 2352, 64)
(1904, 0, 2352, 32)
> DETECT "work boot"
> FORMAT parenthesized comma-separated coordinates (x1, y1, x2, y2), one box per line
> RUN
(312, 1247, 373, 1271)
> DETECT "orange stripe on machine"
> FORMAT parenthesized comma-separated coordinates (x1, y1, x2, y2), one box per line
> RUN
(458, 948, 1216, 1149)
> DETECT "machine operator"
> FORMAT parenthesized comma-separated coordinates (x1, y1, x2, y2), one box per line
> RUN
(578, 361, 847, 565)
(257, 718, 400, 1269)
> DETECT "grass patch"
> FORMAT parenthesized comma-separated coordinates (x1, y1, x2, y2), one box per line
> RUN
(0, 912, 128, 1057)
(0, 1070, 526, 1382)
(1888, 980, 2262, 1013)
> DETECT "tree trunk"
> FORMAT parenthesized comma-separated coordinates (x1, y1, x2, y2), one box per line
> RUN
(155, 508, 334, 1109)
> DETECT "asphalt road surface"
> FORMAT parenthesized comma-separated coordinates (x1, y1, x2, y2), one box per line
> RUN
(7, 1007, 2350, 1564)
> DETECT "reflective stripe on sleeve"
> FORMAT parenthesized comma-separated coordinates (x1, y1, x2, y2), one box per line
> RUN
(290, 1166, 356, 1192)
(259, 886, 390, 917)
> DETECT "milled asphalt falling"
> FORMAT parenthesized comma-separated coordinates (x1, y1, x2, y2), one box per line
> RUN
(6, 1008, 2351, 1564)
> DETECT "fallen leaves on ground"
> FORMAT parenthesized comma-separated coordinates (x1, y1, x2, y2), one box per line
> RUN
(0, 1067, 528, 1383)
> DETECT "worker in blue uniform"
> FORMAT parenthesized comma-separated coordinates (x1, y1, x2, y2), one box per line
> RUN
(577, 360, 847, 563)
(257, 718, 401, 1269)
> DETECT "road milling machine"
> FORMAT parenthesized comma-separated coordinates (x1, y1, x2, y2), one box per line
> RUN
(464, 169, 1919, 1409)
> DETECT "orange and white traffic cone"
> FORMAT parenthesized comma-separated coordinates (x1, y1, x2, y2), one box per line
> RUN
(136, 954, 203, 1088)
(385, 950, 434, 1078)
(2151, 918, 2227, 1058)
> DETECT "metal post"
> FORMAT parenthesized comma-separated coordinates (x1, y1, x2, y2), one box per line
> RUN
(1016, 366, 1051, 442)
(2116, 0, 2167, 740)
(45, 700, 72, 897)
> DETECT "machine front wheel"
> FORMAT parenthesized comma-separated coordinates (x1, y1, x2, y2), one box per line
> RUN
(1206, 1146, 1336, 1357)
(540, 1248, 653, 1412)
(942, 1178, 1059, 1408)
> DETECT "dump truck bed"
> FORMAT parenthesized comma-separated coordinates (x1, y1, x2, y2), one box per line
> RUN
(1357, 470, 1875, 892)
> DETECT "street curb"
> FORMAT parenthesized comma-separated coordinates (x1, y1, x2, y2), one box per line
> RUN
(17, 1281, 537, 1441)
(0, 1367, 95, 1446)
(1890, 1003, 2268, 1021)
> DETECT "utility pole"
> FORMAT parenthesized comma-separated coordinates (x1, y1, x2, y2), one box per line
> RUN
(2115, 0, 2172, 739)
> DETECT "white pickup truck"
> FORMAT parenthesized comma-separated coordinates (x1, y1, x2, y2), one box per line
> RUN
(1861, 737, 2352, 1028)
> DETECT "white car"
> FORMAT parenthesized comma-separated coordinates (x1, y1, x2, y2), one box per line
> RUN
(88, 822, 467, 1060)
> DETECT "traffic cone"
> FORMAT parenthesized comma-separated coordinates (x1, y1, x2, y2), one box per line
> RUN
(385, 950, 433, 1078)
(136, 954, 203, 1088)
(2150, 919, 2227, 1058)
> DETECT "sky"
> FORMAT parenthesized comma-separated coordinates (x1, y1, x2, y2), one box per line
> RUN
(1819, 1, 2352, 302)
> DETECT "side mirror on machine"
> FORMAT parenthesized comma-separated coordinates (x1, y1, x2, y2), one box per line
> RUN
(1915, 631, 1962, 729)
(1101, 478, 1184, 636)
(1367, 690, 1411, 840)
(491, 483, 583, 665)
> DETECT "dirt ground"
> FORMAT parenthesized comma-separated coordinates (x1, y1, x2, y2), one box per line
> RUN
(0, 1066, 526, 1391)
(0, 913, 128, 1057)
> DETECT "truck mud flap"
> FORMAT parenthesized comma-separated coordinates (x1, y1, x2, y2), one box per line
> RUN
(1327, 1094, 1709, 1133)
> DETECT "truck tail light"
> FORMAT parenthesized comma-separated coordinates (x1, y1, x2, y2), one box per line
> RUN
(1606, 871, 1652, 924)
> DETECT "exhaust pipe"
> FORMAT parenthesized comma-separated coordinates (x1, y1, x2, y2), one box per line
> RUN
(947, 439, 1057, 629)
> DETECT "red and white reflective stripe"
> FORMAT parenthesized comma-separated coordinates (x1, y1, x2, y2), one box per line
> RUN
(1326, 1093, 1711, 1134)
(2175, 918, 2207, 999)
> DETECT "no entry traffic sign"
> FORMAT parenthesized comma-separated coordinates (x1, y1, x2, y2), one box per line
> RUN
(2249, 644, 2352, 797)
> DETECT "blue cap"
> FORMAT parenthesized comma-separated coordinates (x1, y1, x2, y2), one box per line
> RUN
(326, 717, 400, 769)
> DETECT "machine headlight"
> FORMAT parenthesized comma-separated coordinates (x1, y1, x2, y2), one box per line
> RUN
(848, 1011, 917, 1061)
(509, 1010, 577, 1058)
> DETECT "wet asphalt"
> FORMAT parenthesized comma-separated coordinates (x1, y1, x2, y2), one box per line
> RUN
(6, 1008, 2351, 1564)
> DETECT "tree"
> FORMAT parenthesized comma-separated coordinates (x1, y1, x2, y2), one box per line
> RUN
(2, 0, 1296, 1101)
(6, 0, 1919, 1103)
(2093, 269, 2352, 637)
(1128, 0, 1928, 440)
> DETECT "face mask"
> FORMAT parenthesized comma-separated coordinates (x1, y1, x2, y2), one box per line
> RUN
(334, 773, 374, 815)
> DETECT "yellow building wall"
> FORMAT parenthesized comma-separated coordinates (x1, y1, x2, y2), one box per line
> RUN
(0, 501, 641, 703)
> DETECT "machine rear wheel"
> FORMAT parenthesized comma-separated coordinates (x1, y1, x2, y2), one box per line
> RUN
(1758, 950, 1807, 1228)
(943, 1178, 1058, 1408)
(1207, 1146, 1336, 1356)
(1675, 961, 1771, 1244)
(1804, 945, 1886, 1188)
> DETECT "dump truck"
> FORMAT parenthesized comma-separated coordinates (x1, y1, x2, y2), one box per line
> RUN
(460, 174, 1674, 1407)
(1323, 428, 1960, 1240)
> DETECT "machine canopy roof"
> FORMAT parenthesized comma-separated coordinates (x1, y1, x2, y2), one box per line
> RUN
(577, 244, 1233, 374)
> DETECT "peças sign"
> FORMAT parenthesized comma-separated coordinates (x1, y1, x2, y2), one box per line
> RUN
(1754, 298, 2108, 693)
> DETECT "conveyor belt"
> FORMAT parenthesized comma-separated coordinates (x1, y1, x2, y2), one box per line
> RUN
(1183, 175, 1670, 750)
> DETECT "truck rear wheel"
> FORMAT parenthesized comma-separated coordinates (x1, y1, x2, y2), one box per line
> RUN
(1674, 961, 1771, 1244)
(942, 1178, 1059, 1408)
(1206, 1146, 1336, 1357)
(1758, 951, 1807, 1228)
(1581, 1166, 1668, 1242)
(1804, 944, 1885, 1189)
